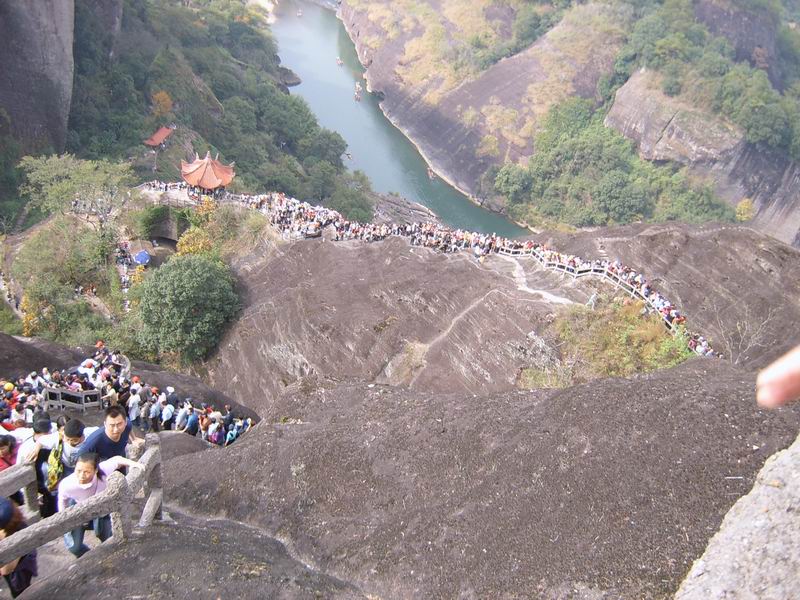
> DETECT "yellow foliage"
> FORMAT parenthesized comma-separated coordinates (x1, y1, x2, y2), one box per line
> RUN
(736, 198, 755, 222)
(477, 134, 500, 158)
(177, 226, 213, 256)
(196, 196, 217, 222)
(151, 90, 174, 118)
(129, 265, 146, 287)
(20, 295, 39, 336)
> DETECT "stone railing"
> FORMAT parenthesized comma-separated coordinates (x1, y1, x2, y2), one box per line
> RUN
(43, 388, 102, 413)
(496, 246, 678, 332)
(0, 433, 163, 565)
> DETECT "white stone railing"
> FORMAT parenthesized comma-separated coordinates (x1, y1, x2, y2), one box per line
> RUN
(0, 433, 164, 565)
(496, 246, 679, 332)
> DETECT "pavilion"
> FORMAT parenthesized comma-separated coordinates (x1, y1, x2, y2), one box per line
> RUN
(180, 151, 236, 193)
(143, 126, 174, 148)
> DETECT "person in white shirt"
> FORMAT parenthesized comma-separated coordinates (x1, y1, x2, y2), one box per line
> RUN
(127, 391, 141, 428)
(160, 400, 175, 430)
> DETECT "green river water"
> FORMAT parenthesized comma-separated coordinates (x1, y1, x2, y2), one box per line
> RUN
(270, 0, 526, 237)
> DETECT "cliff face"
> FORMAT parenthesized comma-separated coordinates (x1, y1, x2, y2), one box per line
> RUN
(605, 70, 800, 247)
(694, 0, 782, 88)
(0, 0, 75, 152)
(339, 2, 629, 199)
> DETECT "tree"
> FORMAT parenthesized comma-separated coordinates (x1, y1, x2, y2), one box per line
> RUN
(176, 226, 214, 255)
(18, 154, 133, 218)
(151, 90, 174, 118)
(736, 198, 755, 221)
(136, 254, 239, 361)
(307, 161, 337, 201)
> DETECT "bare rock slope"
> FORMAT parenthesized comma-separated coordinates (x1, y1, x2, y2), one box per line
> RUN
(165, 361, 800, 599)
(202, 234, 591, 410)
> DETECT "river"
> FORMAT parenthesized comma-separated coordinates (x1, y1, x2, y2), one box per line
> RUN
(270, 0, 526, 237)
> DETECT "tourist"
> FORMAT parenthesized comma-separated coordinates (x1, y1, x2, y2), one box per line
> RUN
(0, 436, 17, 472)
(160, 399, 175, 431)
(78, 406, 139, 461)
(57, 452, 143, 558)
(0, 497, 37, 597)
(178, 407, 200, 437)
(148, 397, 161, 433)
(127, 388, 142, 429)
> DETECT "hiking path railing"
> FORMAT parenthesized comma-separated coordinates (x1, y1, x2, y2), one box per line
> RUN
(0, 433, 164, 565)
(496, 246, 676, 332)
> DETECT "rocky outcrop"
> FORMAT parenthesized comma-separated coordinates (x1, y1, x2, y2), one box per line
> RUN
(0, 0, 75, 152)
(605, 70, 800, 248)
(203, 234, 589, 411)
(694, 0, 782, 89)
(204, 221, 800, 415)
(544, 221, 800, 370)
(165, 361, 800, 598)
(339, 2, 630, 200)
(676, 432, 800, 600)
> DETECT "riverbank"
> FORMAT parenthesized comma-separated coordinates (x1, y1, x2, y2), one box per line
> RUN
(270, 0, 524, 235)
(334, 5, 500, 216)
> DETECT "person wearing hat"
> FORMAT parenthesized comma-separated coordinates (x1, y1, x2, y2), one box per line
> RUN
(0, 497, 37, 596)
(166, 386, 179, 408)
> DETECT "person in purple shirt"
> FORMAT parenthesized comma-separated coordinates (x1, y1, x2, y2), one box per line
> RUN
(78, 406, 139, 461)
(58, 452, 143, 557)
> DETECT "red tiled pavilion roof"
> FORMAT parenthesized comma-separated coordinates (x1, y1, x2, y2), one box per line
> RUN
(180, 151, 235, 190)
(143, 126, 174, 147)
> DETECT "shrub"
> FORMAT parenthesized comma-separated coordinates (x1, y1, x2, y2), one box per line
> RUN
(135, 254, 239, 362)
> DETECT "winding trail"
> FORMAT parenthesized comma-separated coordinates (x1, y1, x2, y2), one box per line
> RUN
(497, 254, 575, 305)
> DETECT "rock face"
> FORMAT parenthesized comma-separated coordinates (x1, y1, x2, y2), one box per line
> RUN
(0, 0, 75, 152)
(165, 361, 800, 598)
(694, 0, 782, 88)
(676, 432, 800, 600)
(202, 234, 588, 411)
(0, 334, 84, 377)
(339, 2, 630, 199)
(89, 0, 125, 59)
(202, 222, 800, 415)
(605, 70, 800, 247)
(544, 221, 800, 370)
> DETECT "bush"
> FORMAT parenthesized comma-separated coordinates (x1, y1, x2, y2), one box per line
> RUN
(135, 254, 239, 362)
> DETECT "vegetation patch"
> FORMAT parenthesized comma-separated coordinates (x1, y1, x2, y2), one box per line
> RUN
(495, 98, 734, 227)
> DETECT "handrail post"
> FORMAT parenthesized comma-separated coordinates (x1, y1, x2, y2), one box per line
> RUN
(108, 472, 132, 543)
(145, 434, 163, 522)
(21, 474, 39, 524)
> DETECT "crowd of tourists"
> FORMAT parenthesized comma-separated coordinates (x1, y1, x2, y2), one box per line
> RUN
(0, 341, 253, 595)
(215, 189, 716, 357)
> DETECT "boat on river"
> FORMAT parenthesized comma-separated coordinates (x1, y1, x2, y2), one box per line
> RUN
(336, 56, 343, 66)
(427, 167, 436, 180)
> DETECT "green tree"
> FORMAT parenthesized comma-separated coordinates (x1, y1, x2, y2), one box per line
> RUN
(19, 154, 133, 217)
(307, 161, 338, 201)
(136, 254, 239, 361)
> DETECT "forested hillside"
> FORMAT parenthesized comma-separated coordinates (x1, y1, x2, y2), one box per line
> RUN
(0, 0, 373, 229)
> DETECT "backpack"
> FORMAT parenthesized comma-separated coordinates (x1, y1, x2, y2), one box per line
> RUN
(46, 437, 64, 492)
